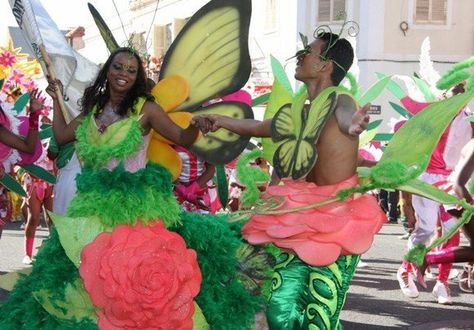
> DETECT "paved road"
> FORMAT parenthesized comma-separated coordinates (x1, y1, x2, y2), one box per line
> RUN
(1, 221, 473, 329)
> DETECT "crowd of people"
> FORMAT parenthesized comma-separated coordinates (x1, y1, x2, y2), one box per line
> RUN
(0, 2, 473, 328)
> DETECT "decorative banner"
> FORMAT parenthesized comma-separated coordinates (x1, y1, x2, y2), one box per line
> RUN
(8, 0, 99, 122)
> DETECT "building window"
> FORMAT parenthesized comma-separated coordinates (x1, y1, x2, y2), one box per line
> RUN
(318, 0, 346, 22)
(264, 0, 277, 31)
(414, 0, 447, 24)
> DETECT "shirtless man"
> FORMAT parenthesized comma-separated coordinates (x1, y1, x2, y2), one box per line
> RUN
(194, 32, 386, 329)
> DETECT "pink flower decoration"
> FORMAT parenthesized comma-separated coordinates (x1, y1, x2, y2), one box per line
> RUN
(80, 221, 202, 330)
(0, 51, 16, 67)
(242, 176, 386, 266)
(9, 69, 24, 84)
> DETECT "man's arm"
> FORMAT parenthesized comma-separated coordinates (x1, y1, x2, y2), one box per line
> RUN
(193, 115, 272, 138)
(335, 94, 370, 136)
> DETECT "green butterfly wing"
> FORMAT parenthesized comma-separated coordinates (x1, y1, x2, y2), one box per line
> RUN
(189, 102, 253, 164)
(272, 87, 343, 180)
(271, 104, 294, 142)
(160, 0, 252, 112)
(88, 3, 119, 53)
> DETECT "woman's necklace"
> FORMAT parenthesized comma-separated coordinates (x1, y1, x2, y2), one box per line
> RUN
(96, 102, 123, 134)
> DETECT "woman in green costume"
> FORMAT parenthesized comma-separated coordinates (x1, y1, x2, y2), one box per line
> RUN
(0, 47, 261, 329)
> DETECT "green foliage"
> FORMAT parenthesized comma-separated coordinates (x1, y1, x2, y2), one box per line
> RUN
(33, 279, 97, 322)
(50, 213, 105, 267)
(21, 164, 56, 184)
(13, 92, 30, 114)
(380, 89, 474, 169)
(358, 75, 391, 105)
(236, 149, 270, 208)
(0, 173, 26, 197)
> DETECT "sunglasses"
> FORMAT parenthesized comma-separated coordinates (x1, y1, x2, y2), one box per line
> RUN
(111, 62, 138, 74)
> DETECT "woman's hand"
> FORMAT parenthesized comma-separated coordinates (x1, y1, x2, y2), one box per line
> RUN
(45, 78, 63, 101)
(29, 88, 46, 113)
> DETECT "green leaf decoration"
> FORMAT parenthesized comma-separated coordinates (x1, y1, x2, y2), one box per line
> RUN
(377, 72, 406, 99)
(373, 133, 393, 141)
(262, 59, 294, 165)
(359, 120, 382, 148)
(0, 268, 32, 291)
(0, 79, 4, 90)
(344, 72, 361, 99)
(20, 164, 56, 184)
(380, 89, 474, 169)
(49, 212, 105, 267)
(13, 93, 31, 114)
(367, 119, 383, 131)
(189, 102, 253, 164)
(33, 279, 97, 322)
(359, 119, 383, 147)
(413, 77, 436, 102)
(237, 149, 270, 207)
(397, 178, 460, 204)
(159, 0, 252, 111)
(0, 173, 26, 197)
(389, 101, 411, 119)
(55, 143, 75, 170)
(215, 164, 228, 207)
(192, 302, 209, 329)
(272, 87, 348, 179)
(88, 3, 119, 52)
(39, 126, 53, 140)
(358, 75, 391, 105)
(467, 114, 474, 122)
(270, 55, 293, 95)
(252, 92, 271, 106)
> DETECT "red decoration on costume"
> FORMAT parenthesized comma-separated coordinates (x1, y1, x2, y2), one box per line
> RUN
(79, 221, 202, 330)
(242, 176, 386, 266)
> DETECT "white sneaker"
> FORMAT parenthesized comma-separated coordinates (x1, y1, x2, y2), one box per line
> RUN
(22, 255, 32, 265)
(397, 267, 419, 298)
(432, 281, 452, 305)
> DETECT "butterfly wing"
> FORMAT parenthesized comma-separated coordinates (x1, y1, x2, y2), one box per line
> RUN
(159, 0, 252, 112)
(272, 87, 344, 180)
(88, 3, 119, 53)
(189, 101, 254, 164)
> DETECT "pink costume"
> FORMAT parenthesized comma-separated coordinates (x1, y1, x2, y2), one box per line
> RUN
(242, 175, 386, 266)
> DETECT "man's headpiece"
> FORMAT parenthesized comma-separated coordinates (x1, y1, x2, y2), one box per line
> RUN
(292, 12, 359, 74)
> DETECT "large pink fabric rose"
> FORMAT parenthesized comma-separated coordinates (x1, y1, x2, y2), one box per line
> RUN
(80, 221, 201, 330)
(242, 176, 386, 266)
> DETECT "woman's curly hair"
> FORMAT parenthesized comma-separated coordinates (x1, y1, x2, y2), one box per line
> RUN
(79, 47, 154, 116)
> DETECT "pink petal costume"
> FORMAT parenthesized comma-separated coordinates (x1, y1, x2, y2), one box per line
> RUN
(243, 175, 386, 266)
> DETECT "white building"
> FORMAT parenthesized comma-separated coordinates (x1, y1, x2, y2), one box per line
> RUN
(83, 0, 474, 126)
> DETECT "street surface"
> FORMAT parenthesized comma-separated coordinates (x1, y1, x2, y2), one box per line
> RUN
(1, 221, 473, 329)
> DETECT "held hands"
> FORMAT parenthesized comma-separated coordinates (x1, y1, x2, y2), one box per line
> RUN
(348, 103, 370, 136)
(191, 115, 221, 134)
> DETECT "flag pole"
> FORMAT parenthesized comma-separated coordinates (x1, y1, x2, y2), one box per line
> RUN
(38, 44, 73, 124)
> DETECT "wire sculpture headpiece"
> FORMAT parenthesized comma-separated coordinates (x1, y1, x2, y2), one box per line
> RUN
(290, 11, 359, 74)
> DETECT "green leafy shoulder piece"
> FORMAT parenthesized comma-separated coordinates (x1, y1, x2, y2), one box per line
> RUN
(271, 86, 350, 179)
(261, 56, 294, 165)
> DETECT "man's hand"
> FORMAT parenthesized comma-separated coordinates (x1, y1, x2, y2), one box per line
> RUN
(191, 115, 221, 134)
(348, 103, 370, 136)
